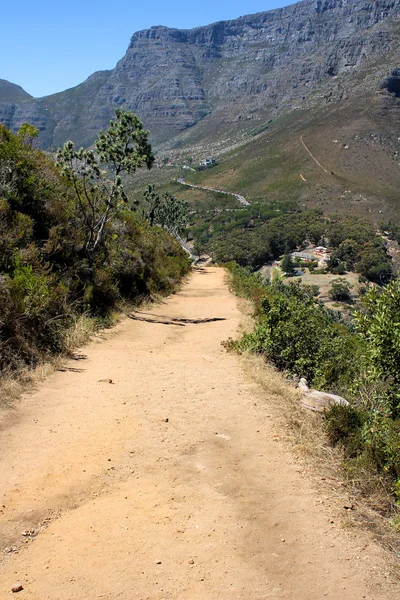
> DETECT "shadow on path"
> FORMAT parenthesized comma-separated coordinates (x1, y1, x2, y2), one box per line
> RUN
(128, 312, 226, 327)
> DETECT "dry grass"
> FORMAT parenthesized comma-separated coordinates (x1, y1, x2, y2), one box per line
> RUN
(241, 352, 331, 455)
(0, 285, 186, 411)
(60, 314, 98, 354)
(240, 351, 400, 562)
(0, 360, 60, 410)
(297, 269, 361, 307)
(0, 315, 104, 411)
(233, 300, 400, 562)
(234, 293, 327, 456)
(235, 297, 255, 336)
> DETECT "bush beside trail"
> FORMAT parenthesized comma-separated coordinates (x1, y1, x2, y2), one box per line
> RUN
(0, 118, 191, 373)
(225, 262, 400, 509)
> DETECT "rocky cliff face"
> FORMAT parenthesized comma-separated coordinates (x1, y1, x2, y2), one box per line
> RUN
(1, 0, 400, 148)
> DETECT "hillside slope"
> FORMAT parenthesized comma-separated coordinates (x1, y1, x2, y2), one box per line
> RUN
(167, 93, 400, 220)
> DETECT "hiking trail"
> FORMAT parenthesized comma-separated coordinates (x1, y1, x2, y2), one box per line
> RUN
(0, 267, 397, 599)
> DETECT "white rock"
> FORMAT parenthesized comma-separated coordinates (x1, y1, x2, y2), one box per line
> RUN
(298, 378, 349, 412)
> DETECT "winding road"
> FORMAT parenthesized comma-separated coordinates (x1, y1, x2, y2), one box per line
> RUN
(177, 177, 250, 206)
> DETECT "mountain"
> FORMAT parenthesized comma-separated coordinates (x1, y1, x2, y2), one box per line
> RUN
(0, 79, 33, 132)
(0, 79, 32, 102)
(1, 0, 400, 151)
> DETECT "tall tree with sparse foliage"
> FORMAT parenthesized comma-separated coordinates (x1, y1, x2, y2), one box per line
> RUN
(56, 109, 154, 259)
(143, 185, 188, 237)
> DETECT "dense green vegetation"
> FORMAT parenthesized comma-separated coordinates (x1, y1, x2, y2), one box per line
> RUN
(225, 263, 400, 502)
(383, 218, 400, 242)
(142, 185, 188, 236)
(281, 254, 296, 276)
(226, 264, 360, 391)
(328, 236, 392, 283)
(190, 203, 316, 267)
(190, 203, 392, 283)
(328, 278, 353, 303)
(0, 115, 190, 372)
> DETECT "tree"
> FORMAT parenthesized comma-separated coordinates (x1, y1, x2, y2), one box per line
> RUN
(142, 186, 188, 237)
(143, 184, 161, 227)
(329, 238, 359, 271)
(18, 123, 40, 147)
(355, 244, 392, 284)
(328, 278, 353, 303)
(157, 191, 188, 237)
(330, 261, 347, 275)
(281, 254, 296, 276)
(56, 109, 153, 260)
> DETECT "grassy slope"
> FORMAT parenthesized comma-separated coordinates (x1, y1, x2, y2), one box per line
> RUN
(129, 88, 400, 225)
(184, 96, 400, 217)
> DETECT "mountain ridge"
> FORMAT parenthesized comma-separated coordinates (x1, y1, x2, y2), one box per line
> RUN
(0, 0, 400, 151)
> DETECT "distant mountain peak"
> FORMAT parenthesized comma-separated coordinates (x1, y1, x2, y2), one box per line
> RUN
(0, 0, 399, 149)
(0, 79, 32, 102)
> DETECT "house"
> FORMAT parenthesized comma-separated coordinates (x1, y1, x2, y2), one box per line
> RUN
(200, 158, 216, 167)
(291, 251, 315, 261)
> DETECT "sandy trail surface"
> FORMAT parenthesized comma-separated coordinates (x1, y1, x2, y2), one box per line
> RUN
(0, 267, 397, 599)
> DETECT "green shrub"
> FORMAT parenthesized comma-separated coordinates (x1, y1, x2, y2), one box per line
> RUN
(237, 279, 360, 389)
(300, 260, 318, 269)
(354, 279, 400, 417)
(325, 404, 365, 457)
(309, 268, 328, 275)
(0, 123, 190, 372)
(328, 278, 353, 303)
(361, 415, 400, 478)
(225, 262, 267, 304)
(226, 262, 400, 496)
(331, 262, 347, 275)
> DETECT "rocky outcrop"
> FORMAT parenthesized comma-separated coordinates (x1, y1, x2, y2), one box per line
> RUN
(1, 0, 400, 148)
(383, 68, 400, 96)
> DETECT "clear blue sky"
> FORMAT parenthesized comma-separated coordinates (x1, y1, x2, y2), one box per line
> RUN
(1, 0, 294, 98)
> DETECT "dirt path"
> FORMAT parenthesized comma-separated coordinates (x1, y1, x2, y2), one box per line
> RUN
(0, 267, 397, 599)
(300, 136, 328, 174)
